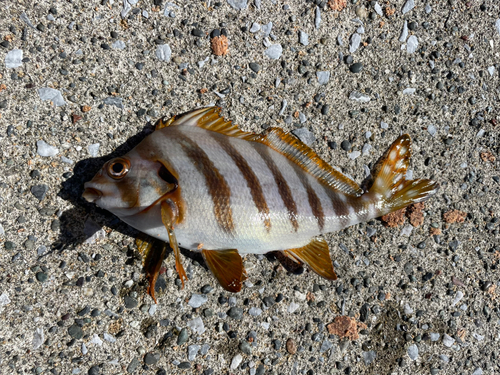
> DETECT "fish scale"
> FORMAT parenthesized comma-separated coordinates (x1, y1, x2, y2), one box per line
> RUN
(83, 107, 438, 298)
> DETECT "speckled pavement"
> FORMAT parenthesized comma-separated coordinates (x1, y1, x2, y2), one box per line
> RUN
(1, 1, 500, 374)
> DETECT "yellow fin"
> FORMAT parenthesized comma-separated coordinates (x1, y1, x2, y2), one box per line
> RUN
(160, 200, 188, 288)
(256, 128, 363, 197)
(136, 234, 168, 303)
(369, 134, 439, 213)
(283, 238, 337, 280)
(202, 249, 247, 293)
(159, 107, 257, 140)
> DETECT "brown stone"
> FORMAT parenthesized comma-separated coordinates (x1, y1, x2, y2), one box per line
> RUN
(407, 202, 425, 227)
(211, 35, 229, 56)
(328, 0, 347, 11)
(381, 207, 406, 227)
(286, 338, 297, 354)
(327, 316, 367, 341)
(443, 210, 466, 224)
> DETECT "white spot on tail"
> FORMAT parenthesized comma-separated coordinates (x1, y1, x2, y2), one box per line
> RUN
(400, 146, 407, 155)
(389, 150, 397, 160)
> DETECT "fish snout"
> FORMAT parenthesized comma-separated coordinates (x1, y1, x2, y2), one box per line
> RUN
(82, 184, 102, 203)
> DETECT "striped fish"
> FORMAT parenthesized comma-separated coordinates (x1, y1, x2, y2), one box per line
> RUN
(83, 107, 438, 300)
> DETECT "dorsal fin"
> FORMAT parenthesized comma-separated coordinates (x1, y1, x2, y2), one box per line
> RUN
(256, 128, 363, 197)
(157, 107, 257, 141)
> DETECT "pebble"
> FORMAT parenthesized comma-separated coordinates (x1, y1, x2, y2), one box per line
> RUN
(249, 307, 262, 316)
(37, 140, 59, 157)
(403, 88, 416, 95)
(451, 291, 463, 307)
(31, 185, 49, 201)
(299, 31, 309, 46)
(124, 296, 138, 309)
(240, 340, 252, 355)
(425, 4, 432, 13)
(0, 292, 11, 308)
(472, 368, 483, 375)
(156, 44, 172, 62)
(127, 358, 140, 373)
(112, 40, 126, 50)
(349, 63, 363, 73)
(374, 2, 383, 16)
(188, 294, 208, 308)
(187, 317, 205, 334)
(264, 44, 282, 59)
(316, 71, 330, 85)
(177, 328, 189, 345)
(5, 49, 23, 68)
(363, 350, 376, 365)
(407, 36, 418, 54)
(349, 91, 370, 103)
(230, 354, 242, 370)
(288, 302, 299, 313)
(402, 0, 415, 14)
(68, 324, 83, 339)
(496, 20, 500, 37)
(315, 7, 321, 29)
(349, 33, 361, 53)
(399, 21, 408, 43)
(103, 97, 123, 109)
(291, 128, 315, 146)
(37, 87, 66, 106)
(103, 333, 116, 343)
(227, 0, 247, 10)
(249, 62, 261, 73)
(228, 307, 243, 320)
(144, 352, 159, 365)
(32, 327, 44, 349)
(407, 344, 418, 360)
(320, 339, 333, 353)
(442, 334, 455, 347)
(188, 344, 200, 361)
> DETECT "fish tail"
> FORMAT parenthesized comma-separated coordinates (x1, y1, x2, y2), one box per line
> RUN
(368, 134, 438, 215)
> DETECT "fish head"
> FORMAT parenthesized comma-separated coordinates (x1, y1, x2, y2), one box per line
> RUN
(83, 150, 178, 218)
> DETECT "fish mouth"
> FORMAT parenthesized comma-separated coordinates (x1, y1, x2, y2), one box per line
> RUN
(82, 187, 102, 203)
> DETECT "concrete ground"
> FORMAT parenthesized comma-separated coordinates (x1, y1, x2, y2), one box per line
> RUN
(0, 0, 499, 374)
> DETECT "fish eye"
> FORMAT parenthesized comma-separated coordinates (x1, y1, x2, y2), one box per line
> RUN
(107, 158, 130, 179)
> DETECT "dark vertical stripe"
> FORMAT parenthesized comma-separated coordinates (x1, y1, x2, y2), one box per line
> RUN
(293, 164, 325, 232)
(256, 144, 299, 232)
(170, 127, 234, 233)
(211, 134, 272, 232)
(328, 190, 351, 226)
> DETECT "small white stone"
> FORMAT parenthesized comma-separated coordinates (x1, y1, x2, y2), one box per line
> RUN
(261, 22, 272, 37)
(288, 302, 300, 313)
(451, 291, 463, 307)
(349, 91, 370, 103)
(472, 332, 484, 342)
(148, 304, 157, 316)
(37, 140, 59, 157)
(488, 66, 495, 76)
(299, 31, 309, 46)
(279, 99, 287, 116)
(112, 40, 126, 50)
(476, 129, 485, 138)
(381, 121, 389, 129)
(407, 36, 418, 54)
(403, 88, 416, 95)
(0, 224, 4, 236)
(427, 125, 437, 137)
(5, 49, 23, 69)
(407, 344, 418, 360)
(187, 317, 205, 335)
(90, 334, 103, 346)
(261, 322, 270, 329)
(227, 0, 248, 10)
(374, 2, 383, 16)
(472, 368, 483, 375)
(399, 21, 408, 42)
(32, 328, 44, 350)
(81, 343, 88, 355)
(250, 22, 260, 33)
(348, 151, 361, 160)
(87, 143, 100, 157)
(362, 144, 372, 156)
(292, 128, 315, 146)
(38, 87, 66, 106)
(315, 7, 321, 29)
(249, 307, 262, 316)
(425, 4, 432, 13)
(317, 71, 330, 85)
(442, 334, 455, 347)
(61, 156, 74, 164)
(188, 344, 201, 361)
(430, 333, 440, 342)
(104, 333, 116, 343)
(400, 225, 413, 236)
(254, 0, 261, 9)
(404, 303, 414, 314)
(402, 0, 415, 14)
(188, 294, 208, 308)
(350, 33, 361, 53)
(156, 44, 172, 62)
(264, 44, 282, 59)
(142, 10, 149, 18)
(230, 354, 243, 370)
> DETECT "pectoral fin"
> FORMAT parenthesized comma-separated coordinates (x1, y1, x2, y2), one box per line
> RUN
(201, 249, 247, 293)
(136, 234, 168, 303)
(161, 200, 188, 288)
(283, 238, 337, 280)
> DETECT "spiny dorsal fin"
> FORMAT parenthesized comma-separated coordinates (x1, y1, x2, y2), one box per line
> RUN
(256, 128, 364, 197)
(157, 107, 257, 141)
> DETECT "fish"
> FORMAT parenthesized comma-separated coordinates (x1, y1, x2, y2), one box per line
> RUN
(83, 107, 438, 300)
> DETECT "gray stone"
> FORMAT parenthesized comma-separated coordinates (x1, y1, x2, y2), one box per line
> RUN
(38, 88, 66, 107)
(425, 4, 432, 13)
(156, 44, 172, 62)
(103, 97, 124, 109)
(407, 344, 418, 360)
(430, 333, 440, 341)
(228, 307, 243, 320)
(496, 20, 500, 37)
(320, 339, 333, 353)
(299, 31, 309, 46)
(68, 324, 83, 339)
(250, 22, 260, 33)
(239, 340, 252, 355)
(363, 350, 376, 365)
(442, 334, 455, 347)
(127, 357, 140, 373)
(144, 352, 159, 365)
(227, 0, 247, 10)
(31, 185, 49, 201)
(188, 294, 208, 308)
(403, 88, 416, 95)
(88, 143, 100, 157)
(316, 71, 330, 85)
(402, 0, 415, 14)
(187, 317, 205, 334)
(188, 344, 200, 361)
(177, 328, 189, 345)
(264, 44, 282, 59)
(5, 49, 23, 68)
(261, 22, 272, 37)
(399, 21, 408, 42)
(349, 91, 370, 103)
(112, 40, 126, 50)
(292, 128, 315, 146)
(124, 296, 138, 309)
(374, 2, 383, 16)
(472, 368, 483, 375)
(315, 7, 321, 29)
(248, 307, 262, 316)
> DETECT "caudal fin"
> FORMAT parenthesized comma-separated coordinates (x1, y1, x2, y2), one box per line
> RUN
(369, 134, 438, 215)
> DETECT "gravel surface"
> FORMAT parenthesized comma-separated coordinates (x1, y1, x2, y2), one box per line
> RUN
(1, 1, 500, 374)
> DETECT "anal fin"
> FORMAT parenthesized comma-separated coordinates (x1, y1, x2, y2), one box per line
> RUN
(202, 249, 247, 293)
(283, 238, 337, 280)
